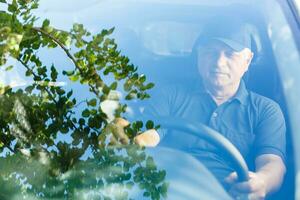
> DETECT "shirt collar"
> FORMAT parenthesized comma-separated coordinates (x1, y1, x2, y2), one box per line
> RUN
(193, 79, 249, 105)
(231, 80, 249, 105)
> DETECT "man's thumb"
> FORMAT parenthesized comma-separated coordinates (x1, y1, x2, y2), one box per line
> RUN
(224, 172, 238, 184)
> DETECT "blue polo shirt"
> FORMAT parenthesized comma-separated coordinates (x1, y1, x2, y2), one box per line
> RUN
(136, 80, 286, 184)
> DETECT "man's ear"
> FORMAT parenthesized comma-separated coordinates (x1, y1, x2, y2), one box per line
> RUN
(247, 51, 254, 65)
(242, 48, 254, 71)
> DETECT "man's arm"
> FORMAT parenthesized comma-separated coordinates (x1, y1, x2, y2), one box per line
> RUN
(224, 96, 287, 199)
(255, 154, 286, 194)
(225, 154, 285, 200)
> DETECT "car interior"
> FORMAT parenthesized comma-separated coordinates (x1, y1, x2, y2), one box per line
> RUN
(115, 2, 296, 200)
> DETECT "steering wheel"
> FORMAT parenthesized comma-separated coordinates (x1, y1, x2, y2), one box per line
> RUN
(156, 117, 249, 182)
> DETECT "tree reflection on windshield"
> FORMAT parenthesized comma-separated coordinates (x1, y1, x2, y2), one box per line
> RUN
(0, 1, 167, 199)
(0, 145, 168, 200)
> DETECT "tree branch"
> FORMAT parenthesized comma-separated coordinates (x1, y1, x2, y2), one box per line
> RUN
(16, 57, 87, 134)
(17, 57, 59, 104)
(31, 27, 101, 97)
(5, 144, 16, 154)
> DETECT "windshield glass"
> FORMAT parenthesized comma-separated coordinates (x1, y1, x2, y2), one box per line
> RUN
(0, 0, 298, 199)
(293, 0, 300, 17)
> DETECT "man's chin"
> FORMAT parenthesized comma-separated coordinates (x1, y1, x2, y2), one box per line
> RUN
(210, 80, 231, 88)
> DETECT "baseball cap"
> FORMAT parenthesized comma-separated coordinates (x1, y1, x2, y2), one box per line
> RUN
(195, 15, 253, 52)
(212, 36, 251, 52)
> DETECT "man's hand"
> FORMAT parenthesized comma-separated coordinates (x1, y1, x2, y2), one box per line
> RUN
(224, 154, 285, 200)
(98, 118, 160, 147)
(224, 171, 267, 200)
(98, 118, 130, 147)
(134, 129, 160, 147)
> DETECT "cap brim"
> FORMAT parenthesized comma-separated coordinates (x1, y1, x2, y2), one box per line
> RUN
(213, 37, 250, 51)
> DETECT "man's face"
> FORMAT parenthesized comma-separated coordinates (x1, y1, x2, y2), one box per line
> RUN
(197, 41, 253, 89)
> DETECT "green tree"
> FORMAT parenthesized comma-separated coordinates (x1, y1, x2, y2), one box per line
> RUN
(0, 0, 167, 199)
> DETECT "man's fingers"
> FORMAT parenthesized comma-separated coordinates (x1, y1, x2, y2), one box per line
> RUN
(113, 118, 130, 128)
(231, 172, 262, 193)
(98, 118, 130, 146)
(99, 118, 161, 147)
(108, 134, 118, 146)
(231, 182, 253, 193)
(228, 188, 248, 200)
(134, 129, 160, 147)
(227, 171, 267, 200)
(111, 118, 130, 144)
(224, 172, 238, 184)
(111, 124, 129, 145)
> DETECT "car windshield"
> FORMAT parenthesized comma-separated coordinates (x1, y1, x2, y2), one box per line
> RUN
(293, 0, 300, 18)
(0, 0, 299, 199)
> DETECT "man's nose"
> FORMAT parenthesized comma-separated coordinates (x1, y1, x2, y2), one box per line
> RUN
(216, 52, 228, 68)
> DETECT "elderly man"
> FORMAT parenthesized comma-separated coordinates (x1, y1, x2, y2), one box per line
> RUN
(103, 19, 286, 200)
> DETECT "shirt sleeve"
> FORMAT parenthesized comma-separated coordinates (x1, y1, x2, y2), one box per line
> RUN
(253, 99, 286, 163)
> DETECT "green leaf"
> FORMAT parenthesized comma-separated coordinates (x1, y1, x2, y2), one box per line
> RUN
(107, 27, 115, 35)
(125, 93, 134, 100)
(160, 182, 169, 198)
(37, 66, 47, 75)
(146, 157, 156, 170)
(87, 98, 97, 107)
(50, 65, 58, 81)
(146, 120, 154, 129)
(56, 88, 65, 95)
(144, 192, 150, 197)
(136, 121, 143, 129)
(32, 2, 38, 9)
(67, 90, 73, 98)
(79, 118, 85, 125)
(25, 85, 34, 93)
(42, 19, 50, 28)
(124, 81, 132, 92)
(102, 85, 110, 95)
(69, 74, 79, 82)
(110, 82, 117, 90)
(8, 2, 17, 13)
(60, 127, 69, 133)
(5, 65, 13, 71)
(82, 109, 90, 118)
(139, 74, 146, 83)
(62, 70, 74, 76)
(146, 82, 155, 89)
(125, 89, 138, 100)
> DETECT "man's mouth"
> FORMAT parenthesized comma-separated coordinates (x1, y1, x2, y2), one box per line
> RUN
(210, 71, 228, 76)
